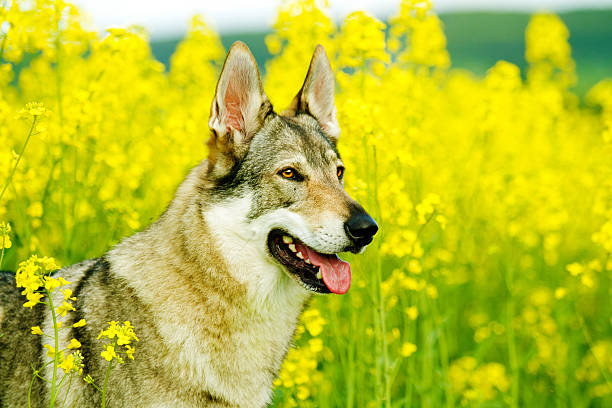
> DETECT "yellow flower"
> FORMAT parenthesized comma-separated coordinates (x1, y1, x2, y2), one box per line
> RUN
(554, 287, 567, 299)
(301, 309, 326, 337)
(98, 321, 119, 340)
(426, 285, 439, 299)
(308, 338, 323, 353)
(296, 385, 310, 400)
(58, 277, 71, 286)
(338, 11, 389, 69)
(44, 344, 62, 360)
(63, 288, 76, 301)
(56, 301, 76, 317)
(435, 214, 448, 230)
(67, 338, 81, 349)
(407, 259, 422, 274)
(405, 306, 419, 320)
(566, 262, 583, 276)
(390, 0, 450, 67)
(73, 319, 87, 328)
(26, 202, 43, 218)
(116, 321, 139, 345)
(16, 256, 61, 300)
(117, 332, 130, 345)
(1, 234, 11, 249)
(59, 353, 75, 374)
(18, 102, 51, 119)
(125, 344, 135, 360)
(16, 267, 41, 294)
(101, 345, 117, 362)
(401, 342, 417, 357)
(0, 222, 11, 249)
(23, 291, 43, 308)
(44, 276, 60, 292)
(31, 326, 43, 335)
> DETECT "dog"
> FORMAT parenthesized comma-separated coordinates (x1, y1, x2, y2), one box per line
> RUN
(0, 42, 378, 407)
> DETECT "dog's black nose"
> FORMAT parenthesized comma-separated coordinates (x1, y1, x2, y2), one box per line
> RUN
(345, 213, 378, 246)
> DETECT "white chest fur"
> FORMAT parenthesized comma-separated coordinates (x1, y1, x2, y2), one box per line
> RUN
(166, 195, 310, 406)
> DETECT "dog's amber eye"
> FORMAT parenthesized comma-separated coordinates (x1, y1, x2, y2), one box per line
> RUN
(280, 168, 297, 179)
(337, 167, 344, 180)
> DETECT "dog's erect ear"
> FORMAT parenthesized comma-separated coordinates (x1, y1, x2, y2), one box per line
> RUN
(208, 42, 271, 176)
(284, 45, 340, 144)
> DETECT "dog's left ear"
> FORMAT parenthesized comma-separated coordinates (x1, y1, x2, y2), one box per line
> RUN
(208, 41, 272, 177)
(284, 45, 340, 144)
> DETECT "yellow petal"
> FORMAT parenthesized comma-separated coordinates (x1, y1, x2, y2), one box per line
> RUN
(73, 319, 87, 328)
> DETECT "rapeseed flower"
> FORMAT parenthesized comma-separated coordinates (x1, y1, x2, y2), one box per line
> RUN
(101, 345, 116, 362)
(98, 321, 139, 364)
(400, 342, 417, 357)
(2, 0, 612, 405)
(73, 319, 87, 328)
(0, 222, 12, 249)
(67, 338, 81, 349)
(56, 300, 76, 317)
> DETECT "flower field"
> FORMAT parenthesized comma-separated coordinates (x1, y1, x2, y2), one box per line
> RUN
(1, 0, 612, 406)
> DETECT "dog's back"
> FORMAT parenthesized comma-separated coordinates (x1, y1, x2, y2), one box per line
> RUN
(0, 271, 46, 407)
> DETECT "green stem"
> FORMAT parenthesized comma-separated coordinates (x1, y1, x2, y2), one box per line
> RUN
(0, 240, 5, 270)
(370, 146, 390, 408)
(101, 360, 113, 408)
(421, 293, 434, 407)
(405, 292, 416, 406)
(347, 307, 355, 408)
(377, 254, 390, 408)
(576, 313, 612, 393)
(431, 296, 453, 408)
(50, 372, 70, 405)
(28, 371, 37, 408)
(88, 381, 102, 393)
(33, 371, 53, 384)
(47, 290, 60, 408)
(506, 265, 520, 408)
(0, 116, 37, 202)
(60, 373, 73, 408)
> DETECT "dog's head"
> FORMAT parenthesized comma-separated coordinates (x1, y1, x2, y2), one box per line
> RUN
(205, 42, 378, 295)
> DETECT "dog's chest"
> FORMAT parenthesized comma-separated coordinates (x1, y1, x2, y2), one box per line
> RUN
(168, 302, 301, 407)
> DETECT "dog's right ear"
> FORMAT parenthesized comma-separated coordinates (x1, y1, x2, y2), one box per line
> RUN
(207, 42, 272, 177)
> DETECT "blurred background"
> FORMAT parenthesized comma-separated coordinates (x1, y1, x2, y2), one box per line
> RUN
(70, 0, 612, 95)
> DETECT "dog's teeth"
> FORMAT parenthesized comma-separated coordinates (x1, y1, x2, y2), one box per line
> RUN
(296, 252, 304, 259)
(282, 236, 293, 244)
(305, 259, 311, 264)
(288, 244, 297, 252)
(316, 270, 322, 280)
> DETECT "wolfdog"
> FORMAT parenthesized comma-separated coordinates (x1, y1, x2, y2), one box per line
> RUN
(0, 42, 378, 407)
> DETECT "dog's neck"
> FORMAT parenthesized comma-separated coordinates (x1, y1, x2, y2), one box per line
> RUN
(108, 164, 310, 406)
(126, 163, 311, 316)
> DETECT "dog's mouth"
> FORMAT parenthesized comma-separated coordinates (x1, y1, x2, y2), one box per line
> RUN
(267, 229, 351, 294)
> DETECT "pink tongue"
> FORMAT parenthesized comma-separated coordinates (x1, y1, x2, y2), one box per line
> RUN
(294, 242, 351, 294)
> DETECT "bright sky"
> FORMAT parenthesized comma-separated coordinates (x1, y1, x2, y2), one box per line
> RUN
(71, 0, 612, 38)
